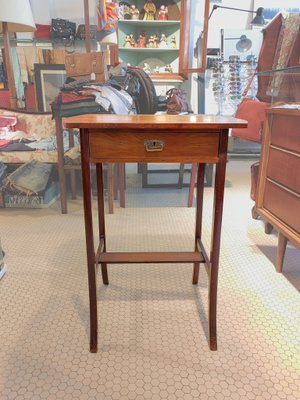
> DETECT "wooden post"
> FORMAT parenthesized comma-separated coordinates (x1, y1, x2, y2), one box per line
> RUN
(84, 0, 91, 52)
(3, 22, 18, 109)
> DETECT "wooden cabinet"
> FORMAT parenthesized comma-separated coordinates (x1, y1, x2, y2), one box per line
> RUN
(116, 0, 209, 82)
(255, 108, 300, 272)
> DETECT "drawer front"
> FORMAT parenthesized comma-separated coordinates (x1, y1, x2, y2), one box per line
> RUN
(263, 180, 300, 234)
(267, 148, 300, 194)
(89, 130, 220, 163)
(270, 114, 300, 153)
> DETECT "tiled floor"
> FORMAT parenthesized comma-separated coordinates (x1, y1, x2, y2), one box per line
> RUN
(0, 160, 299, 400)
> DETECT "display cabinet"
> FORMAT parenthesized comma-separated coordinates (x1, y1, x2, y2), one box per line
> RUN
(116, 0, 209, 82)
(254, 67, 300, 272)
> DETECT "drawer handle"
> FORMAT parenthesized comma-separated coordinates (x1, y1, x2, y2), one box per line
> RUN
(144, 140, 165, 152)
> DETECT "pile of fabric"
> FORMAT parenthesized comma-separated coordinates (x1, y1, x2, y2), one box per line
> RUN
(52, 75, 134, 118)
(0, 160, 56, 208)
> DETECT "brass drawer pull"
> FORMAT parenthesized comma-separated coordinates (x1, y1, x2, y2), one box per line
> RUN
(144, 140, 165, 152)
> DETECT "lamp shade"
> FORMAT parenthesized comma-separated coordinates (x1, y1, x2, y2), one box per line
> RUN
(251, 8, 265, 25)
(236, 35, 252, 52)
(0, 0, 36, 32)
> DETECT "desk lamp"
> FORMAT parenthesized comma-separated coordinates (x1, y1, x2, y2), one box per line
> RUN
(208, 5, 265, 26)
(0, 0, 36, 109)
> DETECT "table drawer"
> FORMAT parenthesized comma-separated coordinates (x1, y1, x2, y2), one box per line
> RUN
(267, 148, 300, 194)
(263, 180, 300, 234)
(270, 114, 300, 153)
(89, 130, 220, 163)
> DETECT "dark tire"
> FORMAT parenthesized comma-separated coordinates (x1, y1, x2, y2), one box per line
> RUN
(125, 67, 158, 114)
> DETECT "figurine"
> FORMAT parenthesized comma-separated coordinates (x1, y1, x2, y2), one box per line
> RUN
(124, 34, 131, 48)
(129, 33, 136, 48)
(153, 33, 159, 48)
(143, 63, 152, 74)
(137, 32, 147, 48)
(143, 0, 156, 20)
(159, 33, 168, 49)
(158, 5, 168, 20)
(165, 64, 173, 73)
(170, 35, 177, 48)
(147, 35, 155, 48)
(130, 4, 140, 20)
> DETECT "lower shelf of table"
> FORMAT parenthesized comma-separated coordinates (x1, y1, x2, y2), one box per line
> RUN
(96, 251, 205, 264)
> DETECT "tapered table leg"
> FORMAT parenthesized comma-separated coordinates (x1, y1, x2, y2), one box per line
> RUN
(80, 129, 98, 352)
(193, 163, 205, 284)
(208, 130, 228, 351)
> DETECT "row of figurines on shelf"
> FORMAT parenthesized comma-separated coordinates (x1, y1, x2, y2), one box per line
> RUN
(142, 62, 173, 74)
(123, 32, 177, 48)
(120, 2, 169, 21)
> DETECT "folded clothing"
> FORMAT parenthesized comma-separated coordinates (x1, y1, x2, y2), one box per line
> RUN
(4, 160, 53, 195)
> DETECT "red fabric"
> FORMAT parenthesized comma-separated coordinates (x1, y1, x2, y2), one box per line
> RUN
(0, 116, 17, 130)
(24, 84, 37, 112)
(57, 92, 95, 104)
(231, 98, 269, 143)
(0, 90, 11, 108)
(34, 24, 51, 39)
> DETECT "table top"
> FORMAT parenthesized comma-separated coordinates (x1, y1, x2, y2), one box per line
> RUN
(64, 114, 248, 130)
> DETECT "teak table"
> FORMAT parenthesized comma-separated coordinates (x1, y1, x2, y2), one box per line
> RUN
(64, 114, 247, 352)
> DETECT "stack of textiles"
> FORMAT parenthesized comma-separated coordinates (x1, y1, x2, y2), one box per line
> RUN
(1, 160, 59, 208)
(52, 77, 134, 118)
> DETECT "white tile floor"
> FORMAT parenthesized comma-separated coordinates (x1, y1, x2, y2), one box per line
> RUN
(0, 160, 299, 400)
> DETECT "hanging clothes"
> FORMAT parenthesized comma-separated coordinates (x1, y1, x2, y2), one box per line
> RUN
(96, 0, 118, 42)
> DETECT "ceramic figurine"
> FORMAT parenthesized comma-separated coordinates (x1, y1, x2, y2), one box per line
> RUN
(170, 35, 177, 48)
(137, 32, 147, 48)
(158, 5, 168, 20)
(124, 34, 131, 48)
(147, 35, 155, 48)
(129, 33, 136, 48)
(165, 64, 173, 73)
(153, 33, 159, 48)
(130, 4, 140, 20)
(159, 33, 168, 49)
(143, 0, 156, 20)
(143, 63, 152, 74)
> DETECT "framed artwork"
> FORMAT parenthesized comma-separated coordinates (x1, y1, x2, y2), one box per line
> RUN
(34, 64, 66, 112)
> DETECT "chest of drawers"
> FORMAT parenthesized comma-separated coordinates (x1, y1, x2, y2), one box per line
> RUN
(256, 108, 300, 272)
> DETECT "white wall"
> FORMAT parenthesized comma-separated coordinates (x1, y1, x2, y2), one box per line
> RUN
(30, 0, 96, 25)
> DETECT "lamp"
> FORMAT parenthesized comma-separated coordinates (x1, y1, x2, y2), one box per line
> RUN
(208, 5, 265, 26)
(0, 0, 36, 109)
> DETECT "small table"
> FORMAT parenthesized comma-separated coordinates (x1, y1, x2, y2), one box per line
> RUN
(65, 114, 247, 352)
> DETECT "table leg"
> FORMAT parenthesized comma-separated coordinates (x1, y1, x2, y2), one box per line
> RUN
(80, 129, 98, 353)
(96, 163, 109, 285)
(193, 163, 205, 284)
(209, 130, 228, 351)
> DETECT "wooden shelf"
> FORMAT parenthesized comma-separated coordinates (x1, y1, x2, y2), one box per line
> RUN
(119, 47, 179, 52)
(118, 20, 180, 27)
(150, 73, 184, 82)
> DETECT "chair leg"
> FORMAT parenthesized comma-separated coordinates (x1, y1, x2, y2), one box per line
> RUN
(188, 163, 197, 207)
(70, 169, 77, 199)
(178, 163, 185, 188)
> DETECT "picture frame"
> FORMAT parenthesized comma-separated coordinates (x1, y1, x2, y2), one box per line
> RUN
(34, 64, 66, 112)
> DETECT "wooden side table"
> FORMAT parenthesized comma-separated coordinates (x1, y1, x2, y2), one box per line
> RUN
(65, 114, 247, 352)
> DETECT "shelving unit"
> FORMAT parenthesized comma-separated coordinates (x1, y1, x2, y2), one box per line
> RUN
(117, 0, 183, 82)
